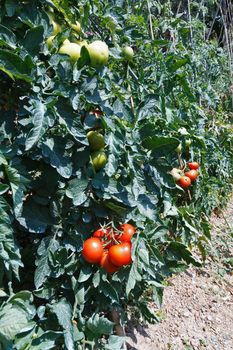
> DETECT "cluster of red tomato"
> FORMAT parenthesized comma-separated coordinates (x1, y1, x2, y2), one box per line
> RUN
(82, 223, 136, 273)
(177, 161, 199, 188)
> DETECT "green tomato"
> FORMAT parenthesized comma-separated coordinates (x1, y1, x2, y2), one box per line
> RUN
(87, 40, 109, 68)
(87, 131, 105, 151)
(185, 139, 192, 148)
(91, 150, 107, 171)
(72, 21, 81, 33)
(59, 42, 81, 63)
(122, 46, 134, 61)
(175, 143, 182, 153)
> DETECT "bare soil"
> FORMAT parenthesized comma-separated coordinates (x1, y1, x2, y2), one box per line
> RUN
(127, 198, 233, 350)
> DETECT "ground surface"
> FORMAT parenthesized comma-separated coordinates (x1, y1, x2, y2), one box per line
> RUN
(127, 198, 233, 350)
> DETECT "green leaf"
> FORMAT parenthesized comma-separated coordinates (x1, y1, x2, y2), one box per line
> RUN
(23, 26, 44, 54)
(105, 335, 126, 350)
(5, 0, 18, 17)
(87, 314, 114, 336)
(168, 242, 202, 267)
(25, 100, 48, 151)
(142, 136, 180, 156)
(0, 291, 35, 344)
(66, 177, 88, 206)
(41, 137, 73, 179)
(0, 25, 16, 48)
(0, 49, 33, 82)
(51, 298, 74, 350)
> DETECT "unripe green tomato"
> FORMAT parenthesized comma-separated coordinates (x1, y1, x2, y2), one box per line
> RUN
(122, 46, 134, 61)
(87, 40, 109, 68)
(175, 143, 182, 153)
(91, 150, 107, 171)
(72, 21, 81, 33)
(46, 35, 55, 49)
(87, 131, 105, 151)
(59, 42, 81, 63)
(185, 139, 192, 148)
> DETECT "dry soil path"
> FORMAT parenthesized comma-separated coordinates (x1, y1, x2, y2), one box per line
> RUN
(127, 198, 233, 350)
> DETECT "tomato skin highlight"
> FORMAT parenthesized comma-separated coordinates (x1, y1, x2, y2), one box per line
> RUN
(188, 162, 199, 170)
(108, 243, 132, 267)
(184, 170, 198, 182)
(177, 176, 191, 188)
(100, 251, 118, 274)
(117, 223, 136, 242)
(82, 237, 103, 264)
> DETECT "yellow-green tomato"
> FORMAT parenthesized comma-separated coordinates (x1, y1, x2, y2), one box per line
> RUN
(185, 139, 192, 148)
(87, 131, 105, 151)
(59, 42, 81, 62)
(122, 46, 134, 61)
(46, 35, 55, 49)
(72, 21, 81, 33)
(87, 40, 109, 68)
(91, 150, 107, 171)
(175, 143, 182, 153)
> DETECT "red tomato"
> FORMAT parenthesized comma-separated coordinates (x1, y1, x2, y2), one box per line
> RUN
(100, 251, 118, 274)
(184, 170, 198, 182)
(93, 228, 108, 238)
(108, 243, 132, 267)
(177, 176, 191, 188)
(117, 223, 136, 242)
(93, 228, 105, 238)
(188, 162, 199, 170)
(82, 237, 103, 264)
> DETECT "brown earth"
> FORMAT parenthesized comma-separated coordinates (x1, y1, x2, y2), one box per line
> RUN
(126, 198, 233, 350)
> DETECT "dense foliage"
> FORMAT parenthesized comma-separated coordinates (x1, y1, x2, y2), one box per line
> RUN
(0, 0, 232, 349)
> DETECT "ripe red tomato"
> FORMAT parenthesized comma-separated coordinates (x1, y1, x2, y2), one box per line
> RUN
(188, 162, 199, 170)
(177, 176, 191, 188)
(100, 251, 118, 274)
(93, 228, 105, 238)
(93, 227, 111, 238)
(117, 223, 136, 242)
(82, 237, 103, 264)
(184, 170, 198, 182)
(108, 243, 132, 267)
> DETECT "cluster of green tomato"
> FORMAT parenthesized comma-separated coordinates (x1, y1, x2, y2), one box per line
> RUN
(87, 129, 107, 171)
(46, 14, 134, 68)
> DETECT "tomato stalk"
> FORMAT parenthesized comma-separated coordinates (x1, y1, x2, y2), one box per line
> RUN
(126, 63, 135, 115)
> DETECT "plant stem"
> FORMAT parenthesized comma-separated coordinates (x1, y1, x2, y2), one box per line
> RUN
(147, 0, 155, 40)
